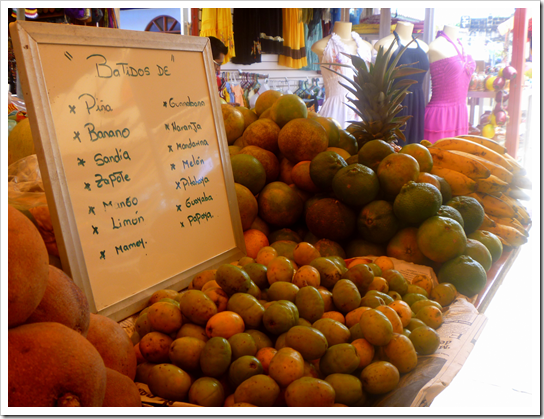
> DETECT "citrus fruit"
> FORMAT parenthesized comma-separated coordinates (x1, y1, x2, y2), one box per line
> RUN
(278, 118, 329, 164)
(270, 94, 308, 127)
(357, 140, 395, 172)
(433, 175, 452, 203)
(399, 143, 433, 172)
(291, 161, 321, 193)
(309, 151, 348, 192)
(242, 118, 281, 154)
(332, 163, 380, 208)
(386, 227, 433, 266)
(237, 106, 259, 131)
(306, 198, 357, 243)
(257, 181, 304, 228)
(417, 216, 467, 263)
(468, 230, 503, 263)
(393, 181, 442, 225)
(377, 153, 420, 199)
(337, 129, 359, 156)
(417, 172, 441, 190)
(437, 255, 487, 297)
(464, 238, 493, 272)
(244, 229, 270, 259)
(409, 325, 440, 355)
(230, 153, 267, 195)
(259, 107, 273, 120)
(239, 145, 280, 184)
(221, 104, 245, 144)
(436, 205, 465, 228)
(8, 117, 35, 166)
(357, 200, 400, 244)
(279, 157, 295, 184)
(229, 145, 242, 156)
(313, 116, 340, 147)
(235, 183, 258, 231)
(482, 124, 495, 139)
(255, 90, 283, 116)
(327, 147, 351, 161)
(446, 196, 485, 235)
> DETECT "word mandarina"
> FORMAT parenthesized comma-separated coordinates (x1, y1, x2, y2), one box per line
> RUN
(169, 138, 209, 152)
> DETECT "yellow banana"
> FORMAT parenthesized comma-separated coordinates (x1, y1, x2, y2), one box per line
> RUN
(466, 192, 516, 219)
(428, 147, 490, 180)
(484, 223, 528, 248)
(476, 174, 509, 196)
(456, 135, 508, 155)
(503, 153, 527, 176)
(432, 138, 514, 172)
(497, 194, 531, 225)
(487, 214, 528, 236)
(511, 173, 533, 190)
(506, 186, 531, 201)
(480, 213, 497, 229)
(446, 150, 514, 184)
(430, 166, 477, 196)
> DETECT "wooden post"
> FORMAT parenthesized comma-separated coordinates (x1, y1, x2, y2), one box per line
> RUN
(505, 8, 528, 158)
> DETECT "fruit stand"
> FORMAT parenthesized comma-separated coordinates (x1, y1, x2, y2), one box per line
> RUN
(6, 16, 534, 411)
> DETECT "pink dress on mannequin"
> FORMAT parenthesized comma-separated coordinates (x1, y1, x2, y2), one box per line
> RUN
(424, 31, 476, 142)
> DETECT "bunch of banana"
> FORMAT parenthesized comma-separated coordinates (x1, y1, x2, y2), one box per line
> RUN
(421, 135, 532, 249)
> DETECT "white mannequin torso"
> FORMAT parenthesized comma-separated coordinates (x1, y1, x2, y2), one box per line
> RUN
(311, 21, 372, 62)
(427, 25, 462, 64)
(374, 21, 429, 53)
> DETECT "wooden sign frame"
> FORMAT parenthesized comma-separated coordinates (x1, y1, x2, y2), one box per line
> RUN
(10, 21, 246, 321)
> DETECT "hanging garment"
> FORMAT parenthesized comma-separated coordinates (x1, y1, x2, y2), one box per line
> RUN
(388, 31, 430, 144)
(278, 9, 308, 70)
(231, 9, 261, 65)
(257, 9, 283, 54)
(200, 8, 236, 63)
(231, 84, 244, 106)
(301, 22, 324, 71)
(424, 31, 476, 142)
(318, 32, 372, 129)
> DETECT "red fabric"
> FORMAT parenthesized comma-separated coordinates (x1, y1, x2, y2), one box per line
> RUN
(191, 8, 200, 36)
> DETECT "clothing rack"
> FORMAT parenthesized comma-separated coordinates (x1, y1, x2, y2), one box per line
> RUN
(237, 69, 269, 79)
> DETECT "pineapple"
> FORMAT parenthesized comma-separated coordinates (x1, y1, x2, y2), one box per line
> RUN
(323, 38, 427, 149)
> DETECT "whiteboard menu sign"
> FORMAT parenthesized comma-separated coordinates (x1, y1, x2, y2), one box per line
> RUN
(10, 21, 246, 321)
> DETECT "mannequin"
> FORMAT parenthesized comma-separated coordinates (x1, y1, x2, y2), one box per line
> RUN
(374, 22, 429, 53)
(427, 25, 460, 63)
(424, 25, 476, 142)
(311, 21, 373, 129)
(374, 21, 429, 143)
(312, 21, 372, 61)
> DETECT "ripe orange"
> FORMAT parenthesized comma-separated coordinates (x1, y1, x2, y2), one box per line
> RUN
(239, 145, 280, 184)
(221, 104, 245, 144)
(242, 118, 281, 154)
(357, 200, 400, 245)
(291, 161, 321, 194)
(243, 229, 270, 259)
(309, 151, 348, 192)
(417, 216, 467, 263)
(386, 227, 433, 266)
(257, 181, 304, 228)
(270, 94, 308, 127)
(377, 153, 420, 199)
(313, 116, 340, 147)
(278, 118, 329, 164)
(236, 106, 259, 130)
(357, 140, 396, 172)
(399, 143, 434, 173)
(230, 153, 267, 195)
(255, 89, 283, 116)
(234, 183, 258, 231)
